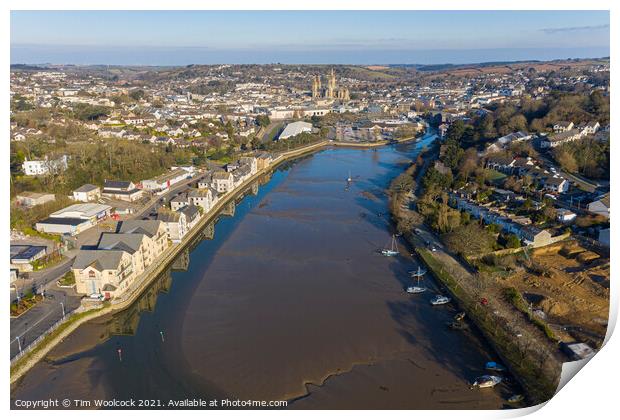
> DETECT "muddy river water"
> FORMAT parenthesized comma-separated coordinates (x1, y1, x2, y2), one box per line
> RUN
(11, 134, 516, 409)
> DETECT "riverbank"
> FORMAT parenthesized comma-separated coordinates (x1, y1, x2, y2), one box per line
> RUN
(331, 132, 422, 149)
(387, 148, 560, 405)
(10, 140, 329, 384)
(11, 131, 429, 384)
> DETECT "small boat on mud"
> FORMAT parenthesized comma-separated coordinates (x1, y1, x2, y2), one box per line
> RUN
(454, 312, 466, 321)
(381, 235, 400, 256)
(409, 267, 427, 277)
(447, 321, 467, 330)
(407, 266, 427, 293)
(430, 295, 451, 305)
(471, 375, 502, 389)
(485, 361, 507, 372)
(407, 285, 427, 294)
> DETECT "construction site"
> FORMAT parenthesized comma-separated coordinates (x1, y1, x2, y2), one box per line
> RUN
(499, 241, 609, 350)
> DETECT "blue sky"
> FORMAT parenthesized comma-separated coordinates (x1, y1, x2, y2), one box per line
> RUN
(10, 11, 610, 65)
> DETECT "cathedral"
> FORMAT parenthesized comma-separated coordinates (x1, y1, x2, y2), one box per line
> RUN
(311, 69, 350, 101)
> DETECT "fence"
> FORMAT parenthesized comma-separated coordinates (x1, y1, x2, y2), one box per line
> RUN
(10, 141, 329, 371)
(10, 308, 76, 366)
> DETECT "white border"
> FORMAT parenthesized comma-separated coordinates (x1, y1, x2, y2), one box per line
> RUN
(2, 2, 617, 420)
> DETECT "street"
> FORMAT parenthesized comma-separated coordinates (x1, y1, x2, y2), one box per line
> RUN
(10, 280, 81, 360)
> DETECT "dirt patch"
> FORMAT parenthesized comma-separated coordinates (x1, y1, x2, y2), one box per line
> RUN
(500, 241, 609, 347)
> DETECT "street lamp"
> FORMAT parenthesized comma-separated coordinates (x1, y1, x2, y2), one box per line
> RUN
(60, 302, 65, 318)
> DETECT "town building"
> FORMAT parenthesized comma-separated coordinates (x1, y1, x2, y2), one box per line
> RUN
(187, 188, 213, 212)
(50, 203, 112, 224)
(170, 193, 189, 211)
(116, 220, 169, 257)
(540, 129, 583, 148)
(587, 193, 610, 218)
(141, 168, 192, 192)
(72, 184, 101, 203)
(279, 121, 313, 140)
(22, 155, 68, 176)
(556, 208, 577, 223)
(553, 121, 574, 133)
(157, 210, 188, 243)
(542, 177, 569, 193)
(102, 180, 144, 202)
(73, 249, 135, 299)
(212, 171, 235, 193)
(180, 205, 201, 230)
(97, 232, 151, 277)
(452, 195, 555, 248)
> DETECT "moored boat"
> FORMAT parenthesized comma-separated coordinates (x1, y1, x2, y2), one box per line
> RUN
(454, 312, 466, 321)
(407, 285, 427, 294)
(471, 375, 502, 389)
(380, 234, 400, 256)
(430, 295, 451, 305)
(485, 361, 507, 372)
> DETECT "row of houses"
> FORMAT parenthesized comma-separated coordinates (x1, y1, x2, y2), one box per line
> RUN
(451, 195, 555, 248)
(159, 154, 270, 242)
(542, 121, 601, 148)
(72, 220, 169, 299)
(71, 153, 276, 298)
(485, 156, 570, 193)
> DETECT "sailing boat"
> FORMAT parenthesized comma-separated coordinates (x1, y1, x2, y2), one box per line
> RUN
(381, 235, 400, 256)
(407, 266, 427, 294)
(347, 170, 352, 183)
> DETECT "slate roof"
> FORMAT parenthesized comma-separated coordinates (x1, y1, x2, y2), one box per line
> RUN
(73, 249, 127, 271)
(117, 220, 162, 238)
(74, 184, 99, 193)
(97, 233, 146, 254)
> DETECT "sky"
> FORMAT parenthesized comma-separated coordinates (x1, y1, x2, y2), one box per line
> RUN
(10, 11, 610, 65)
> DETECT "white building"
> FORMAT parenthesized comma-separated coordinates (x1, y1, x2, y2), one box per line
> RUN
(212, 171, 235, 193)
(279, 121, 313, 140)
(22, 155, 68, 176)
(72, 184, 101, 203)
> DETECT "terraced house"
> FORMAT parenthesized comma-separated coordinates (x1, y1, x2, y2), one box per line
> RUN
(72, 249, 136, 299)
(71, 220, 170, 299)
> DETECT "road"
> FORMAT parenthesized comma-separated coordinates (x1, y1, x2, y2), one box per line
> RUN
(261, 121, 284, 143)
(135, 174, 203, 219)
(10, 257, 74, 303)
(9, 174, 204, 361)
(10, 258, 81, 360)
(538, 152, 607, 193)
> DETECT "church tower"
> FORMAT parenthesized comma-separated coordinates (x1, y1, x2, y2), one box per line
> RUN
(327, 68, 336, 99)
(312, 75, 321, 99)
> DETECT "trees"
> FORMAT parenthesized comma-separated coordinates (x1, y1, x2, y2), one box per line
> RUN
(552, 137, 609, 179)
(457, 148, 478, 181)
(442, 139, 464, 171)
(129, 89, 146, 101)
(72, 103, 110, 121)
(256, 115, 271, 128)
(553, 148, 578, 173)
(442, 223, 497, 258)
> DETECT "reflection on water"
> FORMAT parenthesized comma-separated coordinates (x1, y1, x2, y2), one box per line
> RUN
(105, 176, 273, 339)
(12, 134, 515, 409)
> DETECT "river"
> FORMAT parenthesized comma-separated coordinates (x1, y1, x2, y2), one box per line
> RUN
(10, 133, 516, 409)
